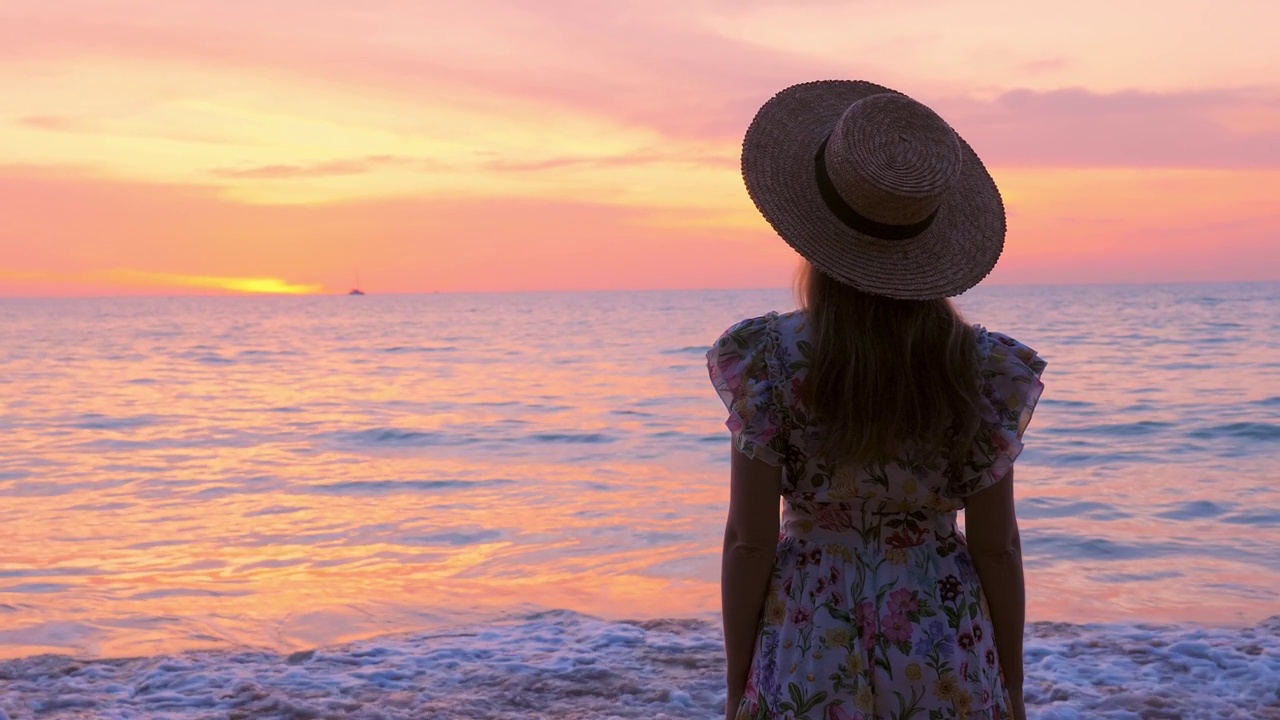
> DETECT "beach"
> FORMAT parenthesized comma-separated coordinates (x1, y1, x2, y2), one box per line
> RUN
(2, 283, 1278, 718)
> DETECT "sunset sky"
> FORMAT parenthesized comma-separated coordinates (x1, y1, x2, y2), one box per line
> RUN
(1, 0, 1277, 296)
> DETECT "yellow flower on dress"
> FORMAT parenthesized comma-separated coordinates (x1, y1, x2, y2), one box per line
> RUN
(926, 492, 952, 512)
(828, 480, 859, 500)
(886, 547, 909, 565)
(933, 674, 959, 701)
(953, 689, 974, 714)
(765, 597, 786, 625)
(847, 653, 865, 675)
(905, 662, 923, 681)
(903, 478, 918, 495)
(825, 627, 851, 648)
(855, 685, 874, 712)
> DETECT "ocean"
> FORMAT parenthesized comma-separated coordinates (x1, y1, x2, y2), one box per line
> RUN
(1, 283, 1278, 718)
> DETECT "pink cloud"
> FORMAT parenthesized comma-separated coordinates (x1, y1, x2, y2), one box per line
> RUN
(17, 115, 94, 132)
(8, 4, 1277, 172)
(0, 2, 853, 143)
(939, 87, 1280, 169)
(1017, 58, 1069, 75)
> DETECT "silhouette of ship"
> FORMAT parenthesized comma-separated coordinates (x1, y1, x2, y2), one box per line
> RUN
(348, 272, 366, 295)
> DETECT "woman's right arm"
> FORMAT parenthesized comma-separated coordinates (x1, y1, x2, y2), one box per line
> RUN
(965, 469, 1026, 720)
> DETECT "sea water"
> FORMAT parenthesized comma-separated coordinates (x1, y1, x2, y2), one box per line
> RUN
(1, 283, 1278, 718)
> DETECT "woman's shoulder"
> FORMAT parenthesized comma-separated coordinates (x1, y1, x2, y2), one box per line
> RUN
(715, 311, 777, 345)
(711, 310, 810, 358)
(970, 324, 1047, 378)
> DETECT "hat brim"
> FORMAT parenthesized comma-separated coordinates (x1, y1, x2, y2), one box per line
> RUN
(742, 80, 1006, 299)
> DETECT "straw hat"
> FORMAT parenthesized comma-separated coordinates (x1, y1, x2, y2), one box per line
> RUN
(742, 80, 1005, 299)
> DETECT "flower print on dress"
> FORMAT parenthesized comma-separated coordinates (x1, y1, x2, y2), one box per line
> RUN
(939, 574, 963, 603)
(912, 619, 956, 659)
(710, 313, 1044, 720)
(882, 612, 913, 645)
(887, 588, 920, 616)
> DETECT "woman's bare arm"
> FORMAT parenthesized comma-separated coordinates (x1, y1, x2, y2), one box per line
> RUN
(721, 447, 782, 720)
(965, 469, 1027, 720)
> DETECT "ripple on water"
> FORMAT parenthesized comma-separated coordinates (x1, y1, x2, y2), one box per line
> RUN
(304, 479, 514, 495)
(527, 432, 616, 444)
(69, 413, 168, 431)
(1018, 498, 1130, 521)
(1046, 421, 1176, 437)
(1187, 422, 1280, 442)
(1154, 500, 1232, 520)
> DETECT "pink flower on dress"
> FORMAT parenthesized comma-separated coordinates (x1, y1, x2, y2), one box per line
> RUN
(716, 352, 742, 379)
(792, 606, 813, 627)
(886, 528, 927, 549)
(888, 588, 919, 616)
(827, 705, 866, 720)
(816, 503, 853, 531)
(882, 611, 913, 644)
(855, 601, 877, 646)
(992, 427, 1013, 454)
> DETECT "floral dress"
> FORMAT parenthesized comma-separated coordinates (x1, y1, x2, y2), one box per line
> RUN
(707, 311, 1046, 720)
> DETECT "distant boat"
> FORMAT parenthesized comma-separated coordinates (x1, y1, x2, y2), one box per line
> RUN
(348, 288, 365, 296)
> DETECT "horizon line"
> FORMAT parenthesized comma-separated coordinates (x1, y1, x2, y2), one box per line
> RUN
(1, 277, 1278, 301)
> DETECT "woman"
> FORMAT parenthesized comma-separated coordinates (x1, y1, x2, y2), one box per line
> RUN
(708, 81, 1045, 720)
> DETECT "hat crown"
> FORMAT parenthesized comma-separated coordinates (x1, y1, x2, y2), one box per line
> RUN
(824, 94, 963, 227)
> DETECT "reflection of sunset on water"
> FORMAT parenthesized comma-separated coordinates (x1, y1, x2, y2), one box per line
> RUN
(3, 285, 1278, 661)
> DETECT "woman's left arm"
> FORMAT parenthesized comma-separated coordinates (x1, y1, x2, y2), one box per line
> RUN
(721, 446, 782, 720)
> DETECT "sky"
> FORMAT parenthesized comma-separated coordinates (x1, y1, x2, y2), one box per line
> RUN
(1, 0, 1277, 296)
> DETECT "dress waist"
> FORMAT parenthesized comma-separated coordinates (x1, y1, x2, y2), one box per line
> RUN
(781, 500, 959, 546)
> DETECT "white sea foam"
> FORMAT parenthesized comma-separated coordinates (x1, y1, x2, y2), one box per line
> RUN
(2, 611, 1277, 719)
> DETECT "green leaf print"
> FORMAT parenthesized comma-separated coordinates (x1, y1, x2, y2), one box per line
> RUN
(779, 682, 828, 716)
(796, 339, 813, 360)
(891, 686, 927, 720)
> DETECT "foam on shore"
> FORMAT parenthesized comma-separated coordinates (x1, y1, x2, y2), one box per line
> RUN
(2, 611, 1277, 719)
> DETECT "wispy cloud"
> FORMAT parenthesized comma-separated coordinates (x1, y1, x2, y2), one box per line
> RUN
(484, 149, 734, 173)
(211, 155, 441, 179)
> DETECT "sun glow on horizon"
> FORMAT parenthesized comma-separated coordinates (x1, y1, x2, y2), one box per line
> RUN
(0, 269, 326, 296)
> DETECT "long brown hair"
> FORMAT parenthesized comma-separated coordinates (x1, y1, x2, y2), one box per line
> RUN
(798, 262, 981, 467)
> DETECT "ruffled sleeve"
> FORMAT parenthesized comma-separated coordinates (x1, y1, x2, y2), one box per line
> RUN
(706, 314, 788, 467)
(951, 328, 1047, 497)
